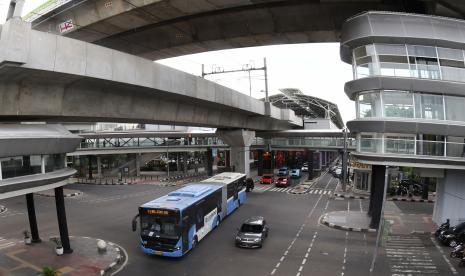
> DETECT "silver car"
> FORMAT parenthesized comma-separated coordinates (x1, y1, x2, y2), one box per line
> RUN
(235, 216, 269, 248)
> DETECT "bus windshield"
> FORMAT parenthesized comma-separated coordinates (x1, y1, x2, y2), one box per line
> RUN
(141, 215, 179, 238)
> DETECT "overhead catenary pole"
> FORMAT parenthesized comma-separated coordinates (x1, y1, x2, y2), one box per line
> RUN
(201, 58, 268, 99)
(264, 57, 269, 102)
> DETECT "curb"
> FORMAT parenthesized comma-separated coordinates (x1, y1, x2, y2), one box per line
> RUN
(332, 193, 368, 200)
(321, 215, 376, 233)
(389, 198, 435, 203)
(411, 230, 435, 235)
(37, 191, 83, 198)
(100, 242, 127, 276)
(77, 179, 135, 186)
(0, 205, 6, 214)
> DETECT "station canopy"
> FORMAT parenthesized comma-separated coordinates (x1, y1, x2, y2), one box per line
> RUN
(266, 88, 344, 129)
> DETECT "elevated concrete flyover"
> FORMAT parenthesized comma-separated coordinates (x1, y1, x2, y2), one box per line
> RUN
(0, 19, 301, 130)
(25, 0, 440, 60)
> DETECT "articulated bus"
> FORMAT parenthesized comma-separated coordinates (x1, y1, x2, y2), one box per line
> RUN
(201, 172, 247, 218)
(132, 173, 247, 257)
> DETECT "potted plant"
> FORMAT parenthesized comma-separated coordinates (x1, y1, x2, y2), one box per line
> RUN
(39, 266, 60, 276)
(50, 237, 63, 255)
(23, 230, 31, 245)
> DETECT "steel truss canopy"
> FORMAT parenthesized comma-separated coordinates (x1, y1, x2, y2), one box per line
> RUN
(266, 89, 344, 129)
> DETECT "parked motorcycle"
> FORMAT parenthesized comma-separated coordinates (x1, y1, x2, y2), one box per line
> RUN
(439, 223, 465, 247)
(450, 243, 464, 259)
(435, 219, 450, 237)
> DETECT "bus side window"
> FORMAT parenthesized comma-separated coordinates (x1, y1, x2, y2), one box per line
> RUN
(196, 209, 204, 227)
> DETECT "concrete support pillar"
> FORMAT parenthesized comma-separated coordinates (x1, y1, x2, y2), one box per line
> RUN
(257, 149, 264, 176)
(26, 193, 41, 243)
(176, 153, 181, 173)
(206, 148, 213, 176)
(369, 165, 386, 229)
(135, 154, 141, 177)
(225, 150, 231, 170)
(96, 156, 102, 178)
(422, 177, 429, 200)
(433, 169, 465, 226)
(183, 153, 188, 174)
(216, 129, 255, 177)
(307, 150, 314, 180)
(230, 146, 250, 176)
(54, 187, 72, 254)
(87, 156, 93, 179)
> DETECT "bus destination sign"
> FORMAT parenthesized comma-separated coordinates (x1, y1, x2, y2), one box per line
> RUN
(146, 208, 171, 216)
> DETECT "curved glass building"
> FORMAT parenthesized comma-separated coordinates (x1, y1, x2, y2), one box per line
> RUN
(341, 11, 465, 227)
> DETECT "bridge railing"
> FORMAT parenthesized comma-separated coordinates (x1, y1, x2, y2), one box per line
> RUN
(252, 137, 356, 148)
(78, 136, 226, 150)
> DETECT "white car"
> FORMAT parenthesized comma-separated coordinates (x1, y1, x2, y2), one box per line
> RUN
(301, 165, 308, 172)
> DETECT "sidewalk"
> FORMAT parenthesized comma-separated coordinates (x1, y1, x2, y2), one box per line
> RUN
(0, 236, 125, 276)
(333, 182, 435, 202)
(321, 211, 376, 232)
(35, 189, 82, 198)
(321, 201, 436, 234)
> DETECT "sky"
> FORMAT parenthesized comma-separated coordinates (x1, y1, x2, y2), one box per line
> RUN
(0, 0, 355, 123)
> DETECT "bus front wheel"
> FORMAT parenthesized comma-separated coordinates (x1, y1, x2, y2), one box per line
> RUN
(192, 237, 198, 249)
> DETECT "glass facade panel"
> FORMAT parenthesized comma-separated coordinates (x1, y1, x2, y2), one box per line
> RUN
(358, 92, 381, 118)
(385, 136, 415, 154)
(375, 44, 406, 56)
(44, 154, 65, 173)
(359, 135, 376, 153)
(1, 155, 42, 179)
(414, 94, 444, 120)
(407, 45, 437, 58)
(445, 96, 465, 121)
(352, 43, 465, 82)
(441, 66, 465, 82)
(383, 91, 414, 118)
(437, 47, 463, 61)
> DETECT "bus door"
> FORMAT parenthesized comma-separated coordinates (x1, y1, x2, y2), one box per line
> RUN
(182, 216, 190, 252)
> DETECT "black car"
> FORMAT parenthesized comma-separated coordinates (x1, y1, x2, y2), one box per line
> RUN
(235, 216, 269, 248)
(439, 222, 465, 247)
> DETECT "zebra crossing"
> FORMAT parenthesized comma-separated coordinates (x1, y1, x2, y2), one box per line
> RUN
(385, 235, 439, 275)
(0, 236, 16, 250)
(253, 186, 332, 195)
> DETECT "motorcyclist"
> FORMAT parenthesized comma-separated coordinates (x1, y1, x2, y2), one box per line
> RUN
(245, 178, 254, 192)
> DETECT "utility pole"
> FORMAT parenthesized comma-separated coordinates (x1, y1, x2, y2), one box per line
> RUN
(202, 58, 268, 99)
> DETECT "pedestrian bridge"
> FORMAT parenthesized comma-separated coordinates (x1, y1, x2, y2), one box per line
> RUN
(68, 129, 355, 156)
(0, 18, 301, 131)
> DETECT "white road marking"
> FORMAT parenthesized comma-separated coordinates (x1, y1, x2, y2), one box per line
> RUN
(386, 236, 441, 275)
(430, 237, 458, 275)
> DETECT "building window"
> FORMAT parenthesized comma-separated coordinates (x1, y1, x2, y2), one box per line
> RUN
(414, 94, 444, 120)
(44, 154, 65, 173)
(382, 91, 414, 118)
(445, 95, 465, 121)
(357, 92, 381, 118)
(0, 155, 42, 179)
(385, 135, 415, 154)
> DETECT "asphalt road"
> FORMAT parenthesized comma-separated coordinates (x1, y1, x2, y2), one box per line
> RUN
(0, 172, 463, 276)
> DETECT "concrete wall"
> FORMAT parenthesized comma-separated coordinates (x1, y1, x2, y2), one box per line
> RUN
(433, 169, 465, 226)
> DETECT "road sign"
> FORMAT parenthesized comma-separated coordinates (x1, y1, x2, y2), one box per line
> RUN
(58, 20, 74, 34)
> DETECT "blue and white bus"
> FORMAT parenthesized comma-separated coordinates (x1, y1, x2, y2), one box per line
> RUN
(132, 173, 246, 257)
(201, 172, 247, 218)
